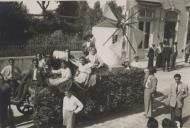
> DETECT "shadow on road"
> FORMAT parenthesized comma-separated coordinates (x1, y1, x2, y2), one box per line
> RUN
(77, 103, 144, 128)
(153, 91, 170, 117)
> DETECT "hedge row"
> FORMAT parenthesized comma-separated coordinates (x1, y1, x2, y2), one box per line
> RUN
(33, 68, 145, 127)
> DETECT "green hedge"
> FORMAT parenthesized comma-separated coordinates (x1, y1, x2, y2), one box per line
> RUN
(33, 68, 144, 127)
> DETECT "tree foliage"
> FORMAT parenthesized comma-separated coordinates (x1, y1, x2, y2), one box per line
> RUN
(0, 2, 31, 42)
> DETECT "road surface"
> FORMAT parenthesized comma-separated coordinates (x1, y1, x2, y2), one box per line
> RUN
(13, 62, 190, 128)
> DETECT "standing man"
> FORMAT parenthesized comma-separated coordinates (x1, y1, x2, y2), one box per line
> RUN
(144, 68, 158, 118)
(162, 42, 172, 72)
(147, 44, 156, 69)
(184, 40, 190, 63)
(168, 74, 188, 127)
(63, 90, 83, 128)
(1, 58, 22, 96)
(170, 42, 178, 70)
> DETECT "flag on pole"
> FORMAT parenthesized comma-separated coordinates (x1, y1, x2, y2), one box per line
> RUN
(103, 3, 118, 21)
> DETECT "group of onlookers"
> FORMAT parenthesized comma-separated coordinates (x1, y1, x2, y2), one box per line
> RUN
(147, 38, 178, 71)
(143, 67, 189, 128)
(147, 38, 190, 71)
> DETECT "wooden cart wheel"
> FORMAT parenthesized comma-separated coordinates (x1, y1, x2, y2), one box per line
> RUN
(16, 97, 34, 115)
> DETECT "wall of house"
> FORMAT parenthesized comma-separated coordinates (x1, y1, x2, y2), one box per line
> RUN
(133, 1, 189, 59)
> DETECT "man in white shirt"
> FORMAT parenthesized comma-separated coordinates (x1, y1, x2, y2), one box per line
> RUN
(63, 90, 83, 128)
(1, 58, 22, 96)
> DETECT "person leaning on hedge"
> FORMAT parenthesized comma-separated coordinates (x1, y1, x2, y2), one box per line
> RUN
(144, 68, 158, 118)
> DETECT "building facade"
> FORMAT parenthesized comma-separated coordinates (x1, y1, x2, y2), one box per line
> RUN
(129, 0, 190, 58)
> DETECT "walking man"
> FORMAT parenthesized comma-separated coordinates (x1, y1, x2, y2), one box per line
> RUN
(168, 74, 188, 127)
(144, 68, 158, 118)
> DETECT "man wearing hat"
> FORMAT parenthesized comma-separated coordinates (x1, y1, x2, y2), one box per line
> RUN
(162, 42, 172, 72)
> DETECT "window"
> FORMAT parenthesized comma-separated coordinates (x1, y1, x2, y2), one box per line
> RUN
(137, 7, 153, 49)
(112, 35, 118, 44)
(138, 8, 154, 19)
(138, 21, 151, 49)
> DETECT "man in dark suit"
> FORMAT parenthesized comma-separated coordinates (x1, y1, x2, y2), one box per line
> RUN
(168, 74, 188, 127)
(162, 42, 172, 72)
(147, 44, 156, 69)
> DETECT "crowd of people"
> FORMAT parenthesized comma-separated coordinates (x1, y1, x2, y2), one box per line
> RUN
(0, 34, 105, 128)
(147, 38, 179, 71)
(1, 35, 190, 128)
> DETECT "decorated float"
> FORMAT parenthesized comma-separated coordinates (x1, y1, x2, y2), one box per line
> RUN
(31, 3, 145, 127)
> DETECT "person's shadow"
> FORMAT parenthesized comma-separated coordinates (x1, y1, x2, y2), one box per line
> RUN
(153, 91, 170, 117)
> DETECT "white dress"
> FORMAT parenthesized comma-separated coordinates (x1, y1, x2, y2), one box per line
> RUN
(49, 67, 72, 86)
(74, 63, 91, 84)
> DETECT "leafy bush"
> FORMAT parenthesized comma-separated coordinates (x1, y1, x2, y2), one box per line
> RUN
(33, 68, 144, 127)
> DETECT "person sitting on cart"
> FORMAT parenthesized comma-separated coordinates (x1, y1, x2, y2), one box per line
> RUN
(70, 56, 91, 84)
(48, 60, 72, 92)
(86, 47, 104, 71)
(36, 53, 46, 68)
(1, 58, 22, 96)
(13, 58, 42, 103)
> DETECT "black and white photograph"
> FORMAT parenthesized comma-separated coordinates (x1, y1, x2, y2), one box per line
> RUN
(0, 0, 190, 128)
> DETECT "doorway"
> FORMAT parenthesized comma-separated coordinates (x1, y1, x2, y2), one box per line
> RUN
(164, 21, 176, 40)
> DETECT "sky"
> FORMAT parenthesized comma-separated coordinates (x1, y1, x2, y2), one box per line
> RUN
(22, 0, 126, 14)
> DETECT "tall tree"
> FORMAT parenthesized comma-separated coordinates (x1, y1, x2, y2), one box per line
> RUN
(56, 1, 79, 17)
(37, 1, 50, 18)
(0, 2, 31, 43)
(90, 1, 103, 26)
